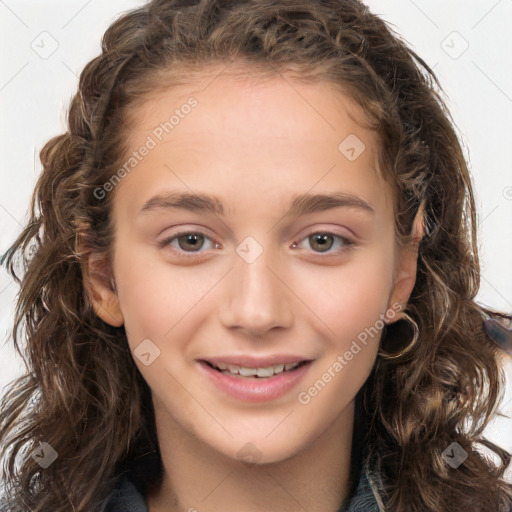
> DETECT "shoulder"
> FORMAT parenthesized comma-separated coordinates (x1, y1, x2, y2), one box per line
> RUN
(338, 465, 512, 512)
(100, 473, 149, 512)
(0, 474, 149, 512)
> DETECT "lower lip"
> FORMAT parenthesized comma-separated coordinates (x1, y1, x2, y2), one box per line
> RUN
(197, 361, 313, 403)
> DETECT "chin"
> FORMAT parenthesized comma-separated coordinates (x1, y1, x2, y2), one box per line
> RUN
(219, 436, 307, 466)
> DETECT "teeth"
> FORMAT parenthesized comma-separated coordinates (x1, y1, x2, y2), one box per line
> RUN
(212, 361, 301, 377)
(255, 366, 276, 378)
(239, 367, 259, 377)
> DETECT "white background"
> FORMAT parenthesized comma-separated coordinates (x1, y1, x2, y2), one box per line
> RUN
(1, 0, 511, 477)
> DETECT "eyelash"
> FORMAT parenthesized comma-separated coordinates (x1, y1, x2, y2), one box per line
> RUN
(158, 229, 356, 259)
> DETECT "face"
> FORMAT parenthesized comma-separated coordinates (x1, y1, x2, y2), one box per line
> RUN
(87, 65, 418, 464)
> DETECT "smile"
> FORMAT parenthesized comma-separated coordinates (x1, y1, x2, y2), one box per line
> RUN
(197, 358, 314, 402)
(205, 360, 307, 378)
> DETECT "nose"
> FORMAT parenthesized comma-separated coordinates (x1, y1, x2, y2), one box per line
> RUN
(219, 244, 294, 337)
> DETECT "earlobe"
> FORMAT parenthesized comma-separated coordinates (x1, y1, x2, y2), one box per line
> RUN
(82, 253, 124, 328)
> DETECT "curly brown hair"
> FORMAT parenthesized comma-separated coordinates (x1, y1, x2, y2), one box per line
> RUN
(1, 0, 512, 510)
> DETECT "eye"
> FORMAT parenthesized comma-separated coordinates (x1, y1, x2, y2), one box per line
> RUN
(292, 231, 355, 255)
(159, 230, 220, 258)
(159, 229, 355, 259)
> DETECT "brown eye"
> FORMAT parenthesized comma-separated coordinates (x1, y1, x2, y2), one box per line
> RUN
(292, 231, 355, 256)
(309, 233, 334, 253)
(177, 233, 205, 252)
(159, 230, 220, 258)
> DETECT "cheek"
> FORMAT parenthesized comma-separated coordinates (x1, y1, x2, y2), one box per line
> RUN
(115, 246, 186, 325)
(295, 249, 394, 344)
(294, 258, 390, 415)
(114, 248, 224, 366)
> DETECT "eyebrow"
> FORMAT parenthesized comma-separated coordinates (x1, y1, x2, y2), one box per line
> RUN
(138, 191, 375, 218)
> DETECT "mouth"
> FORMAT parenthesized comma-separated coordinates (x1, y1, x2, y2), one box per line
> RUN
(196, 357, 314, 402)
(201, 359, 311, 378)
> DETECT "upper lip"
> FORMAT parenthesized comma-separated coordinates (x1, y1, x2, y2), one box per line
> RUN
(199, 355, 314, 368)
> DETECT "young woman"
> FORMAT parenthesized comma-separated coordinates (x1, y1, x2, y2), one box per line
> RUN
(1, 1, 511, 511)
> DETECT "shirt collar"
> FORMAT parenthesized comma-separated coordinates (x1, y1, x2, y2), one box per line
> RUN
(102, 463, 380, 512)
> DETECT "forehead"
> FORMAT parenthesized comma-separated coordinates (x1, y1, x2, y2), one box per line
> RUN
(126, 62, 378, 153)
(116, 65, 392, 219)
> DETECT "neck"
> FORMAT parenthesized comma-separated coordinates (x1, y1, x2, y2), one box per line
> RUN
(146, 400, 356, 512)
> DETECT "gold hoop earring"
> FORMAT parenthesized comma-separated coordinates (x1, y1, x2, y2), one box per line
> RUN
(378, 312, 420, 360)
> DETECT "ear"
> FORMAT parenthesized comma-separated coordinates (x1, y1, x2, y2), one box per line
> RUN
(387, 245, 418, 322)
(386, 201, 425, 322)
(82, 251, 124, 328)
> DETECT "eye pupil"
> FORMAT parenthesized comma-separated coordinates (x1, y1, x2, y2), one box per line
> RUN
(179, 234, 204, 252)
(310, 233, 333, 252)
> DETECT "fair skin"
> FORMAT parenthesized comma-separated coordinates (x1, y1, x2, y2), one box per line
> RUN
(85, 65, 421, 512)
